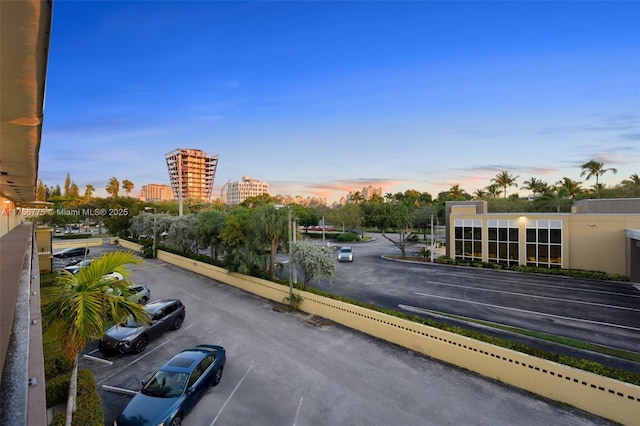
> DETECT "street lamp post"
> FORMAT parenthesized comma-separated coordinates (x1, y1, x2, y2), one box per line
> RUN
(144, 207, 157, 258)
(274, 204, 294, 305)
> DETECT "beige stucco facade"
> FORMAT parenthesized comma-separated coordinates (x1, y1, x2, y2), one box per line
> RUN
(446, 199, 640, 280)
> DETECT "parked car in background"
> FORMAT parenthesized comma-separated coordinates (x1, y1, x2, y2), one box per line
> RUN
(99, 299, 185, 354)
(129, 283, 151, 304)
(63, 259, 93, 274)
(115, 344, 226, 426)
(338, 246, 354, 262)
(53, 247, 90, 258)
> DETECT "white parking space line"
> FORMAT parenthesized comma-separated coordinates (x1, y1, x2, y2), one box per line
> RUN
(96, 340, 170, 386)
(209, 365, 254, 426)
(424, 281, 640, 312)
(292, 396, 304, 426)
(434, 271, 640, 298)
(409, 293, 640, 332)
(102, 385, 137, 396)
(82, 354, 113, 365)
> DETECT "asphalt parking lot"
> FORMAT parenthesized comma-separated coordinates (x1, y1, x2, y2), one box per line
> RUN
(69, 245, 613, 426)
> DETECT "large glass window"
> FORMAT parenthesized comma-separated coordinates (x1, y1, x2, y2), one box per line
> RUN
(526, 220, 562, 268)
(487, 220, 519, 266)
(454, 219, 482, 261)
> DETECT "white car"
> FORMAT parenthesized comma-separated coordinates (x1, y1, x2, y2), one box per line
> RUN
(338, 246, 354, 262)
(102, 271, 124, 281)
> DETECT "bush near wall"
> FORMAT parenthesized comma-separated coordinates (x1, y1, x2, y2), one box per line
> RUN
(49, 369, 103, 426)
(434, 256, 629, 281)
(156, 243, 226, 267)
(44, 343, 73, 380)
(56, 234, 94, 240)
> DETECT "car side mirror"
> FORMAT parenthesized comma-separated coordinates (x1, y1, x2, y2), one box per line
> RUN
(141, 380, 147, 386)
(185, 386, 195, 394)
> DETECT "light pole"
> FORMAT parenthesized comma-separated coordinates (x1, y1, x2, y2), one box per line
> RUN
(144, 207, 157, 258)
(274, 204, 293, 305)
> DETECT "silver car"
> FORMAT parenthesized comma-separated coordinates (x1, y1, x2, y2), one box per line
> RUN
(338, 246, 354, 262)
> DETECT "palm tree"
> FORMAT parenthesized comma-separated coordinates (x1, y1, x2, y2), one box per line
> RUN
(448, 184, 466, 201)
(621, 173, 640, 196)
(84, 184, 95, 201)
(580, 160, 617, 198)
(522, 177, 547, 197)
(384, 193, 395, 203)
(106, 177, 120, 198)
(473, 188, 487, 199)
(491, 171, 519, 198)
(122, 179, 134, 196)
(44, 251, 149, 425)
(485, 184, 503, 199)
(351, 191, 363, 204)
(556, 177, 583, 199)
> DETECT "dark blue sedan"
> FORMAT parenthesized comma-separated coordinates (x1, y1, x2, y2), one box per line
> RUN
(114, 344, 226, 426)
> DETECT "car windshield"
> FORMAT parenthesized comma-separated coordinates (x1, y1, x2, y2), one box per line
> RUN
(141, 371, 189, 398)
(120, 316, 145, 328)
(340, 248, 351, 253)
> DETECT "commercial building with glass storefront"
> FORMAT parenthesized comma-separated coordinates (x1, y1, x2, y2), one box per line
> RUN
(445, 199, 640, 281)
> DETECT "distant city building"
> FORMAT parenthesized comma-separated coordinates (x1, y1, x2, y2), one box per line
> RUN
(139, 183, 173, 202)
(165, 148, 218, 200)
(226, 176, 270, 205)
(362, 185, 382, 200)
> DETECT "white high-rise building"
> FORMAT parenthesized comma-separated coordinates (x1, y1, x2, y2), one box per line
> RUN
(225, 176, 270, 205)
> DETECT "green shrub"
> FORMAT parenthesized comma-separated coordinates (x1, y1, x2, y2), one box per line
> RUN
(44, 343, 73, 379)
(336, 233, 360, 242)
(49, 369, 103, 426)
(406, 234, 419, 242)
(56, 234, 93, 240)
(435, 256, 455, 265)
(46, 373, 71, 408)
(40, 271, 61, 288)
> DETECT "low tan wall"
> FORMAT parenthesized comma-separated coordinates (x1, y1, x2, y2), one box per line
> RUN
(118, 239, 142, 252)
(52, 239, 104, 250)
(145, 246, 639, 424)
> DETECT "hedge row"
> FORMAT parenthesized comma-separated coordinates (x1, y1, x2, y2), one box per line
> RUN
(434, 256, 629, 281)
(49, 369, 103, 426)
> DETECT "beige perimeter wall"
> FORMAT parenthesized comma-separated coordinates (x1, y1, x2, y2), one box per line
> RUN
(125, 245, 639, 424)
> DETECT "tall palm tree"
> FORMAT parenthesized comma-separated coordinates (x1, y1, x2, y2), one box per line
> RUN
(106, 177, 120, 198)
(580, 160, 617, 198)
(522, 177, 547, 197)
(44, 251, 148, 425)
(84, 184, 95, 201)
(491, 171, 519, 198)
(473, 188, 487, 199)
(485, 184, 503, 199)
(122, 179, 135, 196)
(556, 177, 583, 199)
(448, 184, 466, 201)
(351, 191, 363, 204)
(621, 173, 640, 196)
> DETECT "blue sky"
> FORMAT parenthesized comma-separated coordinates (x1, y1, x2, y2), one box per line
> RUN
(40, 1, 640, 203)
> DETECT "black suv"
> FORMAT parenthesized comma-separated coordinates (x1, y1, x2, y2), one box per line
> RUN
(53, 247, 90, 258)
(99, 299, 185, 354)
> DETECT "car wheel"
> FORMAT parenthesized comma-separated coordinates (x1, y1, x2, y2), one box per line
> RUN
(132, 336, 148, 354)
(170, 413, 182, 426)
(172, 316, 183, 330)
(212, 367, 223, 386)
